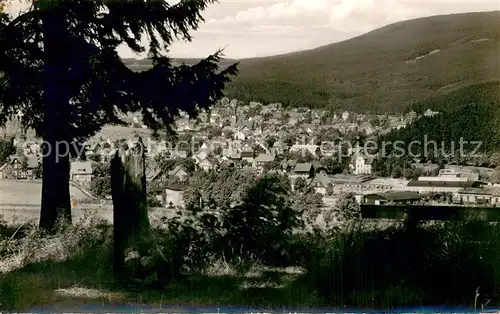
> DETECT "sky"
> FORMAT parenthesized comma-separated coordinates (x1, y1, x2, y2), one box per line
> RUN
(5, 0, 500, 59)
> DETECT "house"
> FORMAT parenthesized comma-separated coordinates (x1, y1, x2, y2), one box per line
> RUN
(289, 144, 320, 157)
(412, 162, 440, 175)
(392, 122, 407, 130)
(360, 122, 375, 135)
(147, 164, 176, 183)
(312, 161, 326, 174)
(193, 149, 209, 165)
(146, 168, 164, 183)
(222, 148, 241, 160)
(0, 155, 39, 180)
(198, 157, 216, 172)
(342, 111, 350, 121)
(281, 159, 297, 172)
(293, 163, 315, 178)
(350, 152, 374, 175)
(168, 165, 189, 182)
(299, 124, 315, 134)
(424, 109, 439, 118)
(233, 130, 247, 141)
(254, 153, 276, 169)
(417, 168, 479, 183)
(172, 150, 188, 159)
(85, 141, 102, 160)
(240, 147, 255, 165)
(362, 191, 423, 205)
(70, 161, 93, 185)
(453, 187, 500, 205)
(310, 173, 333, 195)
(165, 184, 190, 208)
(441, 166, 480, 181)
(269, 141, 286, 156)
(239, 121, 254, 132)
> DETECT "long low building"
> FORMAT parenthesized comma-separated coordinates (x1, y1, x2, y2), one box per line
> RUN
(406, 180, 484, 194)
(363, 191, 423, 205)
(454, 187, 500, 205)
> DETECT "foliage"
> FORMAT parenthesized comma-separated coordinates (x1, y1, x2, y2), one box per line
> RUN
(220, 172, 301, 264)
(183, 187, 202, 212)
(179, 158, 196, 174)
(332, 192, 361, 229)
(0, 138, 15, 164)
(223, 129, 234, 139)
(292, 190, 323, 228)
(0, 0, 238, 139)
(168, 170, 302, 265)
(0, 0, 237, 229)
(147, 195, 162, 208)
(90, 161, 111, 198)
(264, 135, 277, 149)
(193, 167, 257, 208)
(293, 177, 307, 193)
(301, 220, 500, 307)
(155, 156, 177, 173)
(322, 157, 343, 175)
(33, 162, 42, 178)
(207, 126, 222, 139)
(382, 82, 500, 153)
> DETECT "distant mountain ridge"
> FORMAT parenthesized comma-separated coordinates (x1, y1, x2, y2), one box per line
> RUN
(122, 57, 236, 70)
(123, 11, 500, 113)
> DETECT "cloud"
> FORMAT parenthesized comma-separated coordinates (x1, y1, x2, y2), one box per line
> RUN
(203, 0, 498, 34)
(162, 0, 497, 58)
(4, 0, 498, 58)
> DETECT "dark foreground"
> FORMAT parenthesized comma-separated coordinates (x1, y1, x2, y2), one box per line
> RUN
(28, 305, 500, 313)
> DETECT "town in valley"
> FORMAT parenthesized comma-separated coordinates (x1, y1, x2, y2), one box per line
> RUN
(1, 98, 499, 223)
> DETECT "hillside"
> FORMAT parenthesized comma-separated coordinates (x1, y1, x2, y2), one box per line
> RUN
(125, 11, 500, 113)
(382, 82, 500, 153)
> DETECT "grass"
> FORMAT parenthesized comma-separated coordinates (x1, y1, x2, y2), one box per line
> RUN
(0, 180, 89, 205)
(2, 213, 500, 311)
(0, 214, 320, 310)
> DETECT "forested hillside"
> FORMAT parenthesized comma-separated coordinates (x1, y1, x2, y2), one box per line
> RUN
(382, 82, 500, 153)
(223, 11, 499, 112)
(124, 11, 499, 113)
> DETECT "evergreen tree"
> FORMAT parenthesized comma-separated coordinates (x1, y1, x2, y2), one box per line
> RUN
(0, 0, 237, 230)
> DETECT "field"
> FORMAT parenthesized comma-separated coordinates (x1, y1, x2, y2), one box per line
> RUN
(0, 180, 103, 224)
(0, 180, 89, 204)
(0, 180, 181, 224)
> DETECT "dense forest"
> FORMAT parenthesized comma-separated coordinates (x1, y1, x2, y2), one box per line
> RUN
(222, 12, 499, 113)
(382, 82, 500, 154)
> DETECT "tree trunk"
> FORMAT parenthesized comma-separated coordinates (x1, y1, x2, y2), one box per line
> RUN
(38, 1, 72, 231)
(111, 137, 151, 280)
(40, 147, 71, 230)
